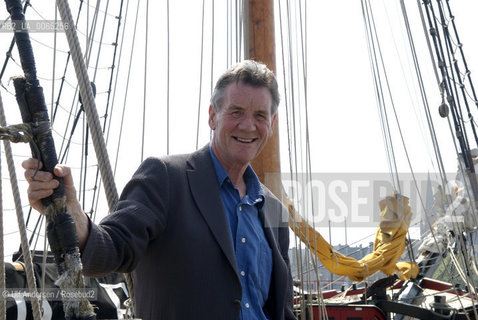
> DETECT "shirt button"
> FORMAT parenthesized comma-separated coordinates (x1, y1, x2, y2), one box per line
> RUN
(240, 270, 245, 276)
(241, 237, 246, 243)
(245, 303, 250, 308)
(239, 206, 242, 212)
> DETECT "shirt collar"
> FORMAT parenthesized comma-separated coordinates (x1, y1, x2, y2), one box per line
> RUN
(209, 146, 265, 207)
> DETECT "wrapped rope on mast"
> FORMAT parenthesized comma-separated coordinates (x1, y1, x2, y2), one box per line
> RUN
(4, 0, 96, 319)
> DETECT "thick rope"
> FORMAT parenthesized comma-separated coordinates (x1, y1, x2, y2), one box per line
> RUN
(0, 94, 42, 320)
(55, 0, 136, 315)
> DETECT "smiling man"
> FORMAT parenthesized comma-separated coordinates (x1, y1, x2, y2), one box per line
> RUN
(23, 60, 296, 320)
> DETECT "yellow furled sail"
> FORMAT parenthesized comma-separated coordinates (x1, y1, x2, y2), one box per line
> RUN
(287, 193, 418, 281)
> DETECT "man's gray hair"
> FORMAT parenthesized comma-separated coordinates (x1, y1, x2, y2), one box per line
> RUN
(210, 60, 280, 115)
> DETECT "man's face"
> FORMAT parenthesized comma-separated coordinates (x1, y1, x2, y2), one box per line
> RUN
(209, 82, 276, 170)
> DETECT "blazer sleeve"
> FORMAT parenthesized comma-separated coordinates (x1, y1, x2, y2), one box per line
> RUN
(81, 157, 169, 277)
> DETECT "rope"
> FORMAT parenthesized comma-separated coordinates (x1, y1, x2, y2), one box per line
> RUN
(92, 0, 127, 223)
(0, 99, 42, 320)
(166, 0, 170, 155)
(195, 0, 205, 150)
(362, 1, 397, 191)
(141, 0, 149, 162)
(89, 0, 124, 220)
(55, 0, 118, 217)
(55, 0, 139, 316)
(113, 0, 140, 177)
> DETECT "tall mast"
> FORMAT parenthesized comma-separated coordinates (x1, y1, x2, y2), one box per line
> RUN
(244, 0, 282, 198)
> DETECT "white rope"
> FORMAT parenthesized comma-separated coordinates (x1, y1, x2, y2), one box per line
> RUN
(0, 93, 42, 320)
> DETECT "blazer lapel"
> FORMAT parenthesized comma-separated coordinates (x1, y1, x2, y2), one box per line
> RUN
(186, 146, 239, 277)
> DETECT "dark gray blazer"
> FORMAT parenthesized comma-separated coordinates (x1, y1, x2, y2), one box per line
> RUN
(82, 145, 296, 320)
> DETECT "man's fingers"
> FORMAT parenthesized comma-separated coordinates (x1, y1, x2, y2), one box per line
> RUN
(28, 179, 60, 192)
(21, 158, 42, 170)
(24, 168, 54, 183)
(54, 165, 74, 186)
(27, 188, 54, 202)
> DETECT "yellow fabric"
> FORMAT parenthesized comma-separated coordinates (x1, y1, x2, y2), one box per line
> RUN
(287, 193, 419, 281)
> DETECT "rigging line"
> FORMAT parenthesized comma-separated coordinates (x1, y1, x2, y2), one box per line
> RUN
(73, 28, 115, 47)
(28, 35, 69, 53)
(166, 0, 170, 155)
(52, 0, 86, 124)
(426, 1, 478, 223)
(0, 93, 42, 320)
(86, 0, 89, 54)
(369, 0, 402, 193)
(278, 0, 304, 312)
(436, 2, 478, 151)
(195, 0, 205, 150)
(51, 4, 58, 120)
(383, 1, 443, 179)
(91, 0, 125, 219)
(0, 0, 29, 81)
(366, 2, 424, 269)
(297, 0, 321, 304)
(369, 0, 430, 263)
(235, 0, 243, 64)
(291, 3, 317, 313)
(285, 0, 300, 218)
(58, 88, 81, 161)
(84, 0, 102, 65)
(113, 0, 141, 176)
(447, 244, 477, 315)
(105, 0, 130, 177)
(299, 0, 320, 283)
(226, 0, 230, 66)
(91, 0, 112, 82)
(40, 214, 48, 307)
(453, 234, 478, 299)
(29, 215, 44, 255)
(423, 2, 474, 173)
(417, 0, 441, 88)
(363, 0, 393, 187)
(210, 0, 214, 99)
(444, 0, 478, 115)
(141, 0, 148, 161)
(57, 0, 120, 209)
(402, 0, 449, 190)
(27, 209, 43, 247)
(80, 112, 87, 207)
(237, 0, 243, 62)
(437, 1, 478, 149)
(284, 0, 313, 314)
(52, 57, 72, 123)
(81, 0, 116, 18)
(362, 0, 399, 192)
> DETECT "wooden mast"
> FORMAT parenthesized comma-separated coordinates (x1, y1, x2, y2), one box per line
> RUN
(245, 0, 282, 199)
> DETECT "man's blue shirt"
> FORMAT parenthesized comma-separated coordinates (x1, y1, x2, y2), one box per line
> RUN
(210, 147, 273, 320)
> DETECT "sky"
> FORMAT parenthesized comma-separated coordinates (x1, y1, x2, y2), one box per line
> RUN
(0, 0, 478, 259)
